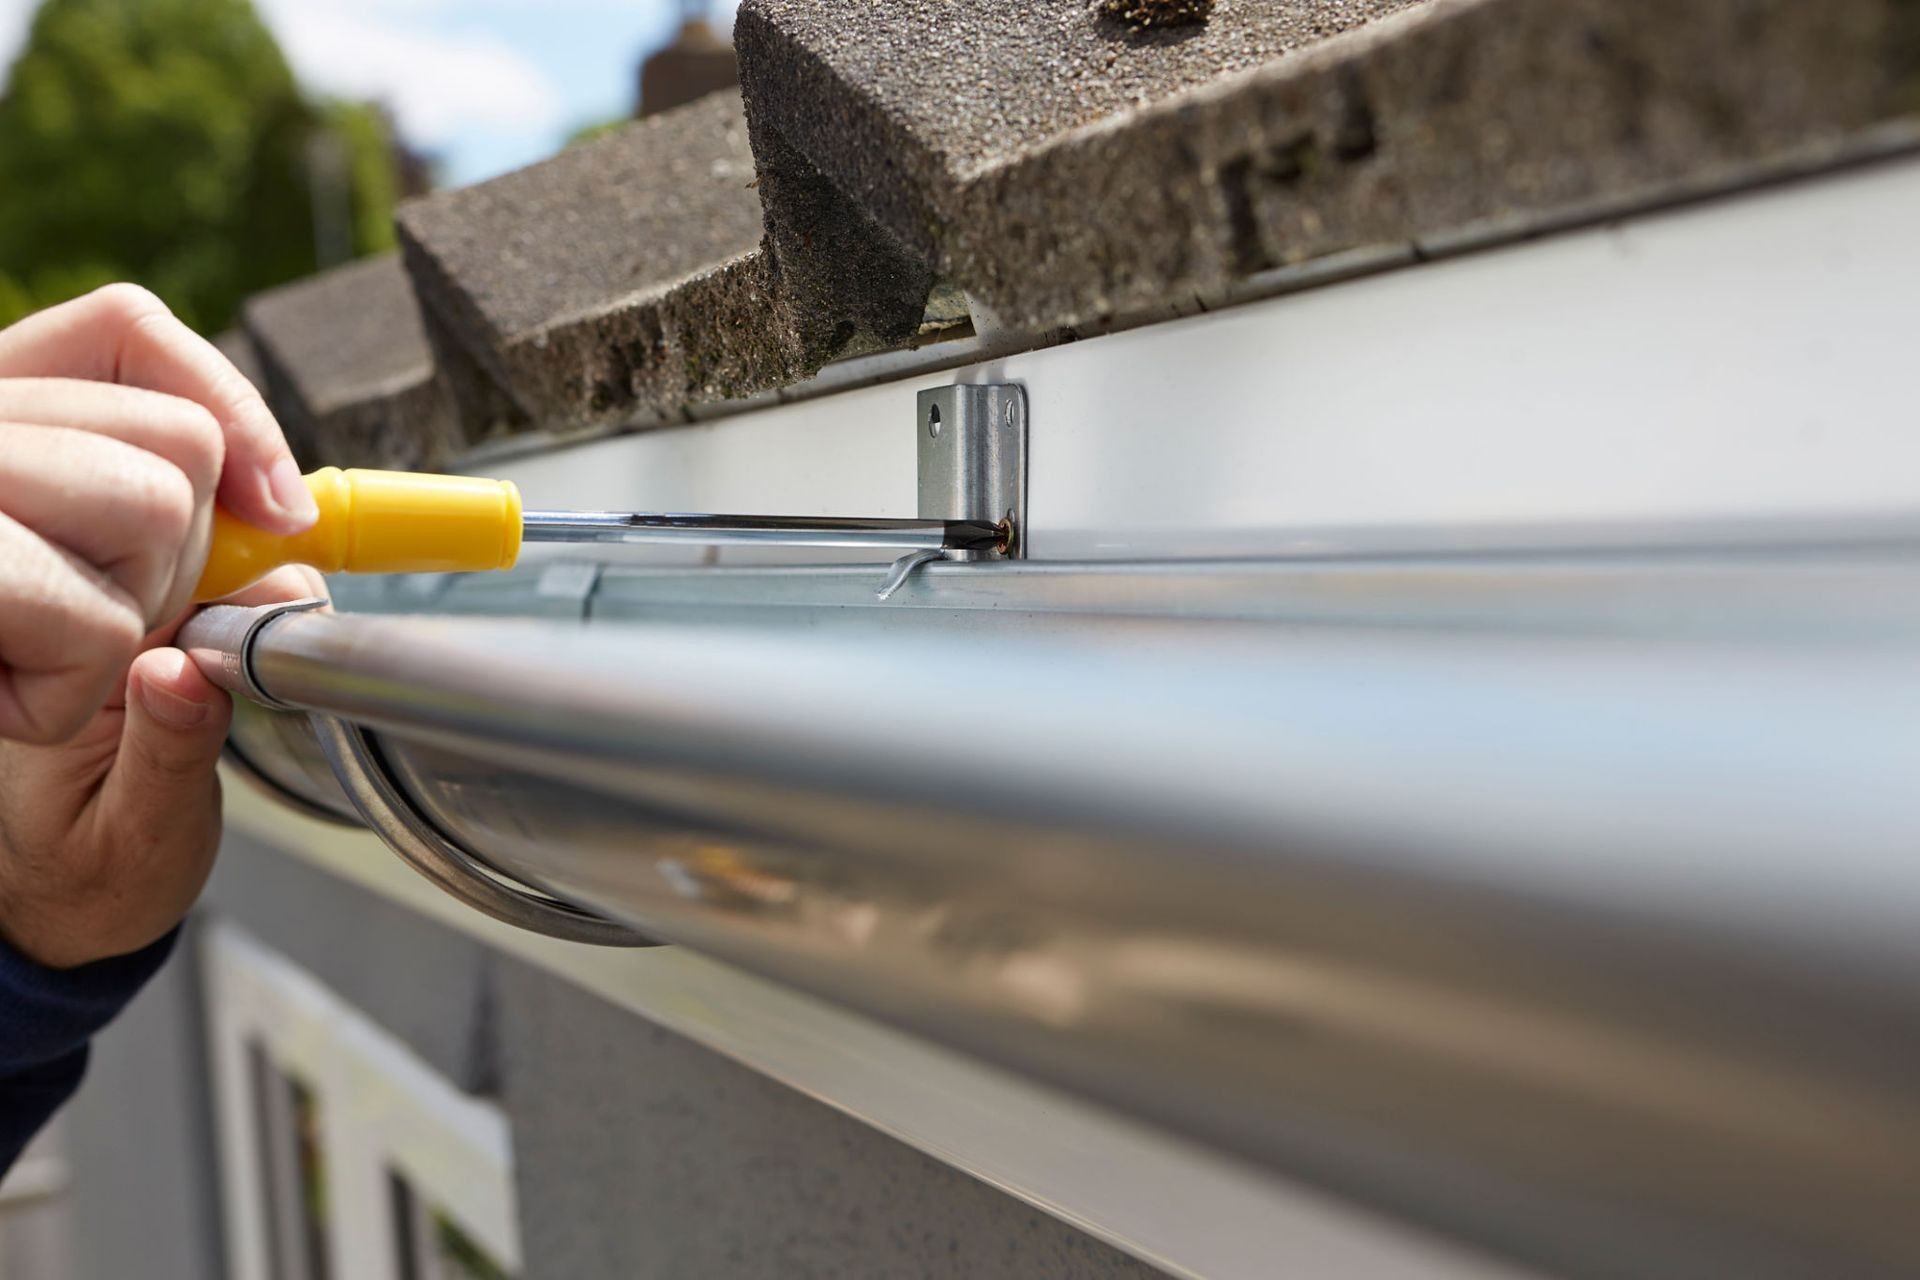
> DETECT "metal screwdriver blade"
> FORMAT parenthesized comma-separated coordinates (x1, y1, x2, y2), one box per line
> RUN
(521, 511, 1006, 553)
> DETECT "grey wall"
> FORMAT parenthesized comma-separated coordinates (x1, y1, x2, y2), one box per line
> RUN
(63, 919, 226, 1280)
(496, 961, 1168, 1280)
(63, 836, 1169, 1280)
(0, 1125, 76, 1280)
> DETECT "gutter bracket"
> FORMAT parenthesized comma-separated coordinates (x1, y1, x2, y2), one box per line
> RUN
(881, 383, 1027, 600)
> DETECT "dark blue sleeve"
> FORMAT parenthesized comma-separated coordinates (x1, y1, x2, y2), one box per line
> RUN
(0, 929, 177, 1173)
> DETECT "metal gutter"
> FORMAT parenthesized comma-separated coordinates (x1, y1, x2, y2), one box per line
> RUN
(185, 567, 1920, 1280)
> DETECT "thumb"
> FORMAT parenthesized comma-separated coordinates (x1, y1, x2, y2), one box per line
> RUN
(107, 646, 233, 825)
(37, 645, 235, 967)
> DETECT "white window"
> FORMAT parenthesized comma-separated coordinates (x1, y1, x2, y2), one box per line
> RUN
(203, 923, 520, 1280)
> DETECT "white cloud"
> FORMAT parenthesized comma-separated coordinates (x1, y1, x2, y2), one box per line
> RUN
(0, 0, 37, 78)
(255, 0, 563, 151)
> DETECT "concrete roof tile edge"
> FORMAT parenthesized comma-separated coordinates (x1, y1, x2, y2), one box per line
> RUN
(735, 2, 955, 238)
(511, 249, 765, 340)
(948, 0, 1463, 186)
(937, 0, 1920, 332)
(392, 211, 516, 359)
(238, 298, 430, 425)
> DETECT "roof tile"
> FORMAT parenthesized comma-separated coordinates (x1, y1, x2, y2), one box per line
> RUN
(395, 90, 796, 437)
(241, 253, 460, 470)
(738, 0, 1920, 333)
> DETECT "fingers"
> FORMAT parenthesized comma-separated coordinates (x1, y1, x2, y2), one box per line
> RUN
(120, 646, 232, 762)
(0, 381, 224, 616)
(0, 645, 227, 968)
(57, 645, 228, 963)
(0, 422, 204, 625)
(0, 379, 224, 498)
(0, 512, 145, 744)
(0, 284, 316, 535)
(109, 647, 229, 850)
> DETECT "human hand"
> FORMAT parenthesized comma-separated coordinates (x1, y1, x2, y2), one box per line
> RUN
(0, 285, 323, 968)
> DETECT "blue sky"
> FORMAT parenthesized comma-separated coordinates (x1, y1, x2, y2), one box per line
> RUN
(0, 0, 740, 188)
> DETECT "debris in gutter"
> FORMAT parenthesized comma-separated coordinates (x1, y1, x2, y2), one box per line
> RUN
(1096, 0, 1214, 29)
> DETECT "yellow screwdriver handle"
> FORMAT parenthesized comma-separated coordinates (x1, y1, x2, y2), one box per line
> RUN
(193, 467, 524, 602)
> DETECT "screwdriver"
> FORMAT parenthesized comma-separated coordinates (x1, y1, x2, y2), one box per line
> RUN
(193, 467, 1008, 602)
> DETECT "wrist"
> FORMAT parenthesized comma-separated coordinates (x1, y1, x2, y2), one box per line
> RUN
(0, 889, 172, 971)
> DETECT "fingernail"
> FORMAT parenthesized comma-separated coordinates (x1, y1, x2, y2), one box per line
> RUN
(138, 674, 210, 728)
(267, 457, 319, 527)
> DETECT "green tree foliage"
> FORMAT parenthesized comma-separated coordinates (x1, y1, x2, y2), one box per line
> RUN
(0, 0, 400, 332)
(325, 101, 404, 258)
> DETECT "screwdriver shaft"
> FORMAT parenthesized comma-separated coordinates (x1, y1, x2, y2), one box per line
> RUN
(522, 511, 1006, 553)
